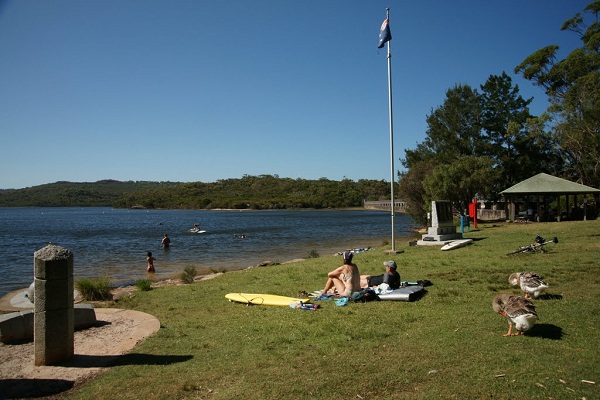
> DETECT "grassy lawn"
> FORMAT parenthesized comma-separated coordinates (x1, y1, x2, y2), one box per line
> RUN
(70, 220, 599, 399)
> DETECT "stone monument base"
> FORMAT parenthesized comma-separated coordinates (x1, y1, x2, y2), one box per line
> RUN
(418, 200, 463, 246)
(417, 234, 464, 246)
(417, 226, 463, 245)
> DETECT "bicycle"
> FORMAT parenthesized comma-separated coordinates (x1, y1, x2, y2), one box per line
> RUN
(506, 235, 559, 255)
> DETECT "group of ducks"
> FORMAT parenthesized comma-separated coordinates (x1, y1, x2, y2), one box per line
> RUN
(492, 272, 549, 336)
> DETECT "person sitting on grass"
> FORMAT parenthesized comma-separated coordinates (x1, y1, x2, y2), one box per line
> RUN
(322, 251, 361, 298)
(360, 260, 401, 289)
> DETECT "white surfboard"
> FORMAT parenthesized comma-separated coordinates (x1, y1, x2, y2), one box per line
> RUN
(441, 238, 473, 251)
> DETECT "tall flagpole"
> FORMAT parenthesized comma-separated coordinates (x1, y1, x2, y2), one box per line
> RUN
(385, 8, 396, 252)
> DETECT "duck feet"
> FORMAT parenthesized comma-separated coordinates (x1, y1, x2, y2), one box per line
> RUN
(503, 331, 524, 336)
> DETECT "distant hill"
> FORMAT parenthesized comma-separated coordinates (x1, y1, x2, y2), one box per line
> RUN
(0, 180, 180, 207)
(0, 176, 392, 209)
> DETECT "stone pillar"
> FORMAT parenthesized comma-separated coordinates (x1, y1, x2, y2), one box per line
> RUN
(33, 244, 74, 366)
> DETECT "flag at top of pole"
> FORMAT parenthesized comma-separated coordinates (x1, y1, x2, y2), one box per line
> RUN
(378, 17, 391, 48)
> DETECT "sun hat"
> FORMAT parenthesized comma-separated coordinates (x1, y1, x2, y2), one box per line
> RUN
(383, 260, 397, 269)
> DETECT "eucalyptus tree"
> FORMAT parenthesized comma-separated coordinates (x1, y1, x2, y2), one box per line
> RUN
(404, 84, 484, 169)
(400, 74, 560, 219)
(480, 72, 533, 189)
(401, 84, 488, 218)
(400, 84, 485, 219)
(515, 1, 600, 187)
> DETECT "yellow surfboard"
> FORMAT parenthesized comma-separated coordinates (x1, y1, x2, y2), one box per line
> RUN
(225, 293, 311, 306)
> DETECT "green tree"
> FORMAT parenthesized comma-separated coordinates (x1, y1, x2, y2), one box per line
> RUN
(479, 72, 535, 189)
(515, 1, 600, 187)
(401, 84, 489, 221)
(397, 161, 437, 225)
(422, 156, 499, 214)
(403, 84, 484, 168)
(521, 114, 565, 178)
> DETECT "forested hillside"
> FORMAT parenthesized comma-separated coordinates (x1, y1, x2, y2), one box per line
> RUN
(0, 180, 181, 207)
(0, 176, 392, 209)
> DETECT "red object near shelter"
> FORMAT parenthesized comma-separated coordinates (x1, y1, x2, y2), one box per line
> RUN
(469, 201, 478, 229)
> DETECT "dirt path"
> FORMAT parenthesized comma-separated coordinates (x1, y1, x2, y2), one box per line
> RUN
(0, 274, 227, 398)
(0, 283, 166, 399)
(0, 308, 160, 398)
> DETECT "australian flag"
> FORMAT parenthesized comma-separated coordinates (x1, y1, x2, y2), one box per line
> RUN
(378, 18, 391, 48)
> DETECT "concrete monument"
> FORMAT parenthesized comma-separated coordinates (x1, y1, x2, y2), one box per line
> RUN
(418, 200, 463, 245)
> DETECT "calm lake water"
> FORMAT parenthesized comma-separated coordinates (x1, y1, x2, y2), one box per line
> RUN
(0, 207, 417, 297)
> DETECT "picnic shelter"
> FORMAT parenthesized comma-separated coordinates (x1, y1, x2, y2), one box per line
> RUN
(500, 173, 600, 222)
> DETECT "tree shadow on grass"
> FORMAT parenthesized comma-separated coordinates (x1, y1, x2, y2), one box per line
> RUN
(0, 378, 74, 399)
(526, 323, 564, 340)
(60, 353, 193, 368)
(0, 354, 193, 399)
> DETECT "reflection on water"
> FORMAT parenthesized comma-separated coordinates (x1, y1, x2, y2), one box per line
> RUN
(0, 207, 416, 296)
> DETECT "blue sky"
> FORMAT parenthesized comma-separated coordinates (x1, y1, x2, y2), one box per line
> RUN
(0, 1, 588, 189)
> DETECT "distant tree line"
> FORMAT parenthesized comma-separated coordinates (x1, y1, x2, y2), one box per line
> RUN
(0, 176, 392, 210)
(117, 175, 391, 210)
(398, 2, 600, 224)
(0, 180, 181, 207)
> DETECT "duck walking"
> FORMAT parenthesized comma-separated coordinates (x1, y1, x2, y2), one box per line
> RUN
(492, 294, 538, 336)
(508, 272, 548, 299)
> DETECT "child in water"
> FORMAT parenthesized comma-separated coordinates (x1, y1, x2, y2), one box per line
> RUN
(147, 251, 156, 273)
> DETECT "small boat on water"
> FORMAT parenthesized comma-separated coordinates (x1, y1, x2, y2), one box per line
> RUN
(189, 224, 206, 234)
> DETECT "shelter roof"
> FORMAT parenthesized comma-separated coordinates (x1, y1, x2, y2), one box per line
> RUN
(500, 173, 600, 195)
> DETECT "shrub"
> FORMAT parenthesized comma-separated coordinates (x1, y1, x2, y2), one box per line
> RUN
(75, 277, 112, 301)
(181, 266, 197, 284)
(307, 249, 320, 258)
(194, 266, 216, 275)
(136, 279, 152, 291)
